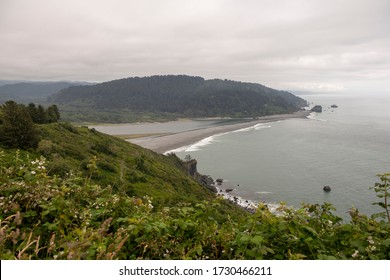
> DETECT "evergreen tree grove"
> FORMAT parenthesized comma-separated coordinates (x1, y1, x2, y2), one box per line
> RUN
(0, 100, 39, 149)
(0, 101, 60, 149)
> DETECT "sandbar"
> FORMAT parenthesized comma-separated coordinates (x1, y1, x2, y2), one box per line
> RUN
(129, 110, 311, 154)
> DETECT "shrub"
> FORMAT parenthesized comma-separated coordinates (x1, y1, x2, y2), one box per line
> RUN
(0, 151, 389, 260)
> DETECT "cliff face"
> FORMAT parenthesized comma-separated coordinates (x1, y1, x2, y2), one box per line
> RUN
(183, 159, 198, 177)
(182, 159, 218, 193)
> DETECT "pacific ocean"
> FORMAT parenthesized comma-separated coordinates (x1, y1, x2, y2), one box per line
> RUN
(173, 92, 390, 219)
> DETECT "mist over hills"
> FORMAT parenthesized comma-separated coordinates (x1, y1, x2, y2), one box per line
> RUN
(0, 81, 92, 103)
(49, 75, 307, 122)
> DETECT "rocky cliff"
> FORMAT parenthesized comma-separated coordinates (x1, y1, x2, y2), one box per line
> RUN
(182, 159, 218, 193)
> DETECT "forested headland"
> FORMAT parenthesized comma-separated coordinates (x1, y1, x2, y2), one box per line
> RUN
(49, 75, 307, 123)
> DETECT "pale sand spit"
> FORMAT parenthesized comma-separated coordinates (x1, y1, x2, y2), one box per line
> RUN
(129, 110, 311, 154)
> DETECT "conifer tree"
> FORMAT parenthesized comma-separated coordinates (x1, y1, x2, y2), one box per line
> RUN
(27, 103, 40, 123)
(37, 104, 47, 124)
(0, 100, 39, 149)
(47, 104, 60, 122)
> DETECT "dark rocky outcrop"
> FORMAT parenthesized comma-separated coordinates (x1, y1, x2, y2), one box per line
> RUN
(323, 185, 331, 192)
(183, 159, 198, 177)
(181, 158, 217, 193)
(199, 175, 218, 193)
(331, 104, 338, 108)
(311, 105, 323, 113)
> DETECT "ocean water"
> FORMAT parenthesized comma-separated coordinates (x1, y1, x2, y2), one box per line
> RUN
(173, 92, 390, 219)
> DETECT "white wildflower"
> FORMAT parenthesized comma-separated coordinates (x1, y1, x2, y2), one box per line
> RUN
(352, 250, 359, 258)
(366, 245, 376, 253)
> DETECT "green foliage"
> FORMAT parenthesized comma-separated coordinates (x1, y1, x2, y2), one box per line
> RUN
(32, 123, 217, 207)
(36, 139, 54, 156)
(370, 173, 390, 222)
(46, 105, 60, 123)
(26, 103, 60, 124)
(0, 100, 39, 149)
(0, 151, 389, 260)
(184, 154, 192, 161)
(49, 75, 307, 123)
(0, 101, 60, 150)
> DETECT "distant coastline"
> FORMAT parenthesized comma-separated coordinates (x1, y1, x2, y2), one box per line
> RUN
(130, 110, 311, 154)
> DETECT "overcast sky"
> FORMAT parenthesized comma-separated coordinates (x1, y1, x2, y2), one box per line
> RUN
(1, 0, 389, 93)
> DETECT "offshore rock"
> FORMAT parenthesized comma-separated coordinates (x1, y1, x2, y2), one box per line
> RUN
(323, 185, 331, 192)
(311, 105, 323, 113)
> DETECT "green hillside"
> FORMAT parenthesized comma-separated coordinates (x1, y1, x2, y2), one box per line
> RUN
(49, 75, 308, 122)
(35, 123, 224, 207)
(0, 119, 236, 211)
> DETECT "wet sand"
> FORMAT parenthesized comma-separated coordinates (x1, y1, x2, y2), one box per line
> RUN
(129, 110, 310, 153)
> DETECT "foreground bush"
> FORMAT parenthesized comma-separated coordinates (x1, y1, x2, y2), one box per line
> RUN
(1, 151, 389, 259)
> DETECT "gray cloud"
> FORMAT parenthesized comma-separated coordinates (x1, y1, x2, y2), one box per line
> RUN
(1, 0, 389, 92)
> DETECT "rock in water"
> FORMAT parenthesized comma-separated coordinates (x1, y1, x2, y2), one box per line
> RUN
(323, 185, 331, 192)
(311, 105, 323, 113)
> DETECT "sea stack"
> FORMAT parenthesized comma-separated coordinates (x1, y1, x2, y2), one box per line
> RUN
(323, 185, 331, 192)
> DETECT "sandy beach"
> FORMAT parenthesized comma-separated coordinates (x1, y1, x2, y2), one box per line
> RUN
(129, 110, 311, 153)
